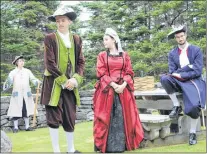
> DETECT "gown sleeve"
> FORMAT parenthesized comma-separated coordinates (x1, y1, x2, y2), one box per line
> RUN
(123, 52, 134, 91)
(96, 52, 112, 91)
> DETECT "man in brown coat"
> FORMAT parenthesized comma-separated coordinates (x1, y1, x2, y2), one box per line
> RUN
(40, 6, 85, 153)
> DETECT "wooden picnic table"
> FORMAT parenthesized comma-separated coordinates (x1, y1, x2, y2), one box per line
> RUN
(134, 88, 181, 96)
(134, 88, 182, 111)
(134, 88, 204, 135)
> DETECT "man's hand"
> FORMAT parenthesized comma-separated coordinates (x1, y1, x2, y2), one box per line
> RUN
(172, 73, 181, 78)
(38, 81, 43, 89)
(65, 80, 75, 90)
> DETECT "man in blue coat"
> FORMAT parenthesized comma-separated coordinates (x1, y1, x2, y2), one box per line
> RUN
(160, 25, 206, 145)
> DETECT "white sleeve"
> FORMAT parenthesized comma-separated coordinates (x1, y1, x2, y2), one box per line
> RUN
(28, 70, 40, 86)
(3, 70, 15, 90)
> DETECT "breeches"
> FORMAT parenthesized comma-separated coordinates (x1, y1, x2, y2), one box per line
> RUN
(45, 89, 76, 132)
(160, 75, 182, 94)
(160, 75, 201, 119)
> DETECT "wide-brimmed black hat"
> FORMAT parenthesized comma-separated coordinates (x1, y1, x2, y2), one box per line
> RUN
(167, 25, 187, 39)
(12, 55, 24, 65)
(48, 6, 77, 22)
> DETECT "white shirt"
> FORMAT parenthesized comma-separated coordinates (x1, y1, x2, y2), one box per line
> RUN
(57, 30, 71, 48)
(179, 42, 192, 68)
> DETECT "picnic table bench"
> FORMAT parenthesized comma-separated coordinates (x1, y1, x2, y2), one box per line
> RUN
(134, 88, 181, 111)
(134, 88, 203, 141)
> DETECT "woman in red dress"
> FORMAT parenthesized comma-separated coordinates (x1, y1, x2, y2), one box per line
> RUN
(93, 28, 144, 153)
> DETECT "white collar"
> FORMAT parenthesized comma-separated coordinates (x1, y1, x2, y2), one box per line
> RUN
(178, 42, 189, 51)
(57, 30, 69, 38)
(15, 67, 24, 72)
(57, 30, 71, 48)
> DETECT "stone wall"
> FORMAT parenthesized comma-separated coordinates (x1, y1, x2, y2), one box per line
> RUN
(1, 130, 12, 152)
(0, 90, 95, 132)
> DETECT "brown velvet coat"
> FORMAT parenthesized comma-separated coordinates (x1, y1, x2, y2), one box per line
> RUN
(40, 32, 85, 106)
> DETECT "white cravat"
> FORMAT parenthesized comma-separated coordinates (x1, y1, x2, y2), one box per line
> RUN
(179, 43, 190, 68)
(57, 30, 71, 48)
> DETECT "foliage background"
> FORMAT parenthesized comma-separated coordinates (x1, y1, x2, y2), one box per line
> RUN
(1, 0, 206, 94)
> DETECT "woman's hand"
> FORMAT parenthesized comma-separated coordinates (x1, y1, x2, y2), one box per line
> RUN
(115, 81, 127, 94)
(110, 82, 119, 89)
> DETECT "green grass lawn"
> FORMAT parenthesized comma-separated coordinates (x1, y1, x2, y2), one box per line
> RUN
(7, 121, 206, 153)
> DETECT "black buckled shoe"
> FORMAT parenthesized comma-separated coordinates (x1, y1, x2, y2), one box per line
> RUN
(169, 106, 182, 118)
(13, 128, 18, 133)
(67, 150, 81, 153)
(189, 133, 197, 145)
(74, 150, 81, 153)
(25, 127, 35, 131)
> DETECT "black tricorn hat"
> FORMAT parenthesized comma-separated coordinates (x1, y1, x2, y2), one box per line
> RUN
(12, 55, 24, 65)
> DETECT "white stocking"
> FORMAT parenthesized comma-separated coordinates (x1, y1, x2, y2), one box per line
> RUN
(169, 93, 180, 106)
(49, 127, 60, 152)
(65, 132, 75, 152)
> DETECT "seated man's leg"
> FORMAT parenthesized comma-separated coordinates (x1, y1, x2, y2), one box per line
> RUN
(160, 75, 182, 118)
(189, 117, 199, 145)
(168, 93, 182, 118)
(188, 107, 201, 145)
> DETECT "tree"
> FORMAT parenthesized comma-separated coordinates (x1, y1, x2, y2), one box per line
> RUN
(1, 1, 205, 92)
(78, 0, 206, 85)
(1, 1, 59, 94)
